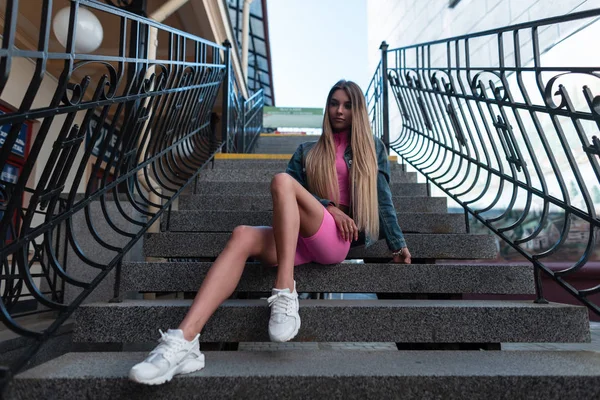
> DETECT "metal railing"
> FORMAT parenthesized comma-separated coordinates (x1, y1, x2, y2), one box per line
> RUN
(368, 8, 600, 314)
(241, 88, 265, 153)
(0, 0, 261, 383)
(366, 60, 385, 145)
(220, 40, 264, 154)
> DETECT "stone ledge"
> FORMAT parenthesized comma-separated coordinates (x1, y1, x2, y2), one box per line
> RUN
(143, 232, 498, 259)
(120, 262, 535, 294)
(197, 169, 417, 183)
(73, 299, 590, 343)
(11, 351, 600, 400)
(193, 181, 428, 196)
(208, 159, 406, 169)
(164, 211, 465, 233)
(178, 195, 448, 213)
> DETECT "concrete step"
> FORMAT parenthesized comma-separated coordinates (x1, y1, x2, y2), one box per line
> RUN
(209, 159, 405, 170)
(256, 136, 310, 142)
(121, 262, 535, 294)
(143, 232, 497, 259)
(178, 195, 448, 213)
(193, 182, 428, 197)
(164, 211, 466, 234)
(12, 351, 600, 399)
(73, 299, 589, 343)
(197, 169, 418, 183)
(253, 139, 332, 153)
(254, 145, 311, 154)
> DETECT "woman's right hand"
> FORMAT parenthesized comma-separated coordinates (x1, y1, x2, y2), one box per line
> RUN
(326, 205, 358, 242)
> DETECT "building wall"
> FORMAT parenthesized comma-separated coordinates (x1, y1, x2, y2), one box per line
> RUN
(366, 0, 600, 150)
(366, 0, 600, 212)
(367, 0, 600, 72)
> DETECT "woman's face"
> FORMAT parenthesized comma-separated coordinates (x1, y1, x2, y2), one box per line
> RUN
(328, 89, 352, 132)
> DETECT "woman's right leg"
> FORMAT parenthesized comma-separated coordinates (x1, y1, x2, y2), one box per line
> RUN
(129, 225, 279, 385)
(178, 225, 278, 341)
(270, 173, 326, 291)
(178, 173, 324, 342)
(130, 173, 327, 383)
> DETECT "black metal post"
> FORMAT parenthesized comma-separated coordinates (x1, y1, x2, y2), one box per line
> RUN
(533, 263, 549, 304)
(109, 261, 123, 303)
(123, 1, 148, 126)
(380, 41, 390, 152)
(116, 0, 147, 306)
(464, 209, 470, 234)
(221, 40, 232, 153)
(240, 105, 246, 153)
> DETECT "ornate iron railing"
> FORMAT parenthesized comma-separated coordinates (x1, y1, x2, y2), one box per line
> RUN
(0, 0, 262, 382)
(366, 60, 385, 146)
(219, 41, 264, 154)
(220, 41, 264, 154)
(241, 88, 265, 153)
(221, 40, 243, 153)
(368, 8, 600, 314)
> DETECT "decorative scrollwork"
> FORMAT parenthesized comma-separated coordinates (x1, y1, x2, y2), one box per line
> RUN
(62, 76, 91, 106)
(142, 64, 169, 94)
(61, 61, 120, 106)
(405, 70, 422, 89)
(584, 136, 600, 157)
(369, 8, 600, 322)
(470, 70, 508, 102)
(543, 72, 600, 113)
(431, 71, 455, 94)
(387, 70, 400, 87)
(0, 0, 264, 383)
(583, 85, 600, 117)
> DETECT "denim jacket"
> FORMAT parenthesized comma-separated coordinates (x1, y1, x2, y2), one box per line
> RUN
(285, 136, 407, 251)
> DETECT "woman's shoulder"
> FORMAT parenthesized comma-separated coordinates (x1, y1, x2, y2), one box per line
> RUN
(372, 135, 385, 148)
(371, 135, 386, 156)
(303, 140, 318, 148)
(294, 140, 318, 153)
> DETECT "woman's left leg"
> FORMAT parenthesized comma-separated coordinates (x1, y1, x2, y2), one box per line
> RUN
(267, 173, 327, 342)
(270, 173, 325, 291)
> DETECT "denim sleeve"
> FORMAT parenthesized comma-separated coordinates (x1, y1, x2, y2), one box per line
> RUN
(285, 144, 334, 208)
(375, 138, 407, 250)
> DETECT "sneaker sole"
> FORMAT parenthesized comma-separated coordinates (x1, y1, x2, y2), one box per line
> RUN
(129, 354, 205, 385)
(269, 318, 301, 343)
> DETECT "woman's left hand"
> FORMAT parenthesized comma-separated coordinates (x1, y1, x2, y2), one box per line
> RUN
(392, 247, 411, 264)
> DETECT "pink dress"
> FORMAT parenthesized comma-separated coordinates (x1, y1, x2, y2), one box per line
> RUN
(293, 131, 352, 265)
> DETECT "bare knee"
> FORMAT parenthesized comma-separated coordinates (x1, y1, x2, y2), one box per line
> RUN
(270, 173, 294, 196)
(229, 225, 256, 250)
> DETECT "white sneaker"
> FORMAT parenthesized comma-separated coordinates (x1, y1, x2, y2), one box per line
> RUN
(268, 281, 300, 342)
(129, 329, 205, 385)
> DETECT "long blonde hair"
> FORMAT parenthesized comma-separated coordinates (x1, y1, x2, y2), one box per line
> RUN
(305, 80, 379, 241)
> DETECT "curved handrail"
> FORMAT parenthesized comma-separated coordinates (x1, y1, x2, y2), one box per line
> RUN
(0, 0, 261, 383)
(367, 8, 600, 315)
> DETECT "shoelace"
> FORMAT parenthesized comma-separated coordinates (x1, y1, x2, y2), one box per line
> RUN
(149, 329, 186, 358)
(268, 292, 295, 315)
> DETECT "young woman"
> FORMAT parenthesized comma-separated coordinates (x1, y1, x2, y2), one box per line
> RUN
(129, 80, 411, 385)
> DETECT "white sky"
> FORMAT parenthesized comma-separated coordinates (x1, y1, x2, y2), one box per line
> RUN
(267, 0, 369, 108)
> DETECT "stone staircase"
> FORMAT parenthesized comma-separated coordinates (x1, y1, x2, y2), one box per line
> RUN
(8, 146, 600, 398)
(252, 134, 310, 154)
